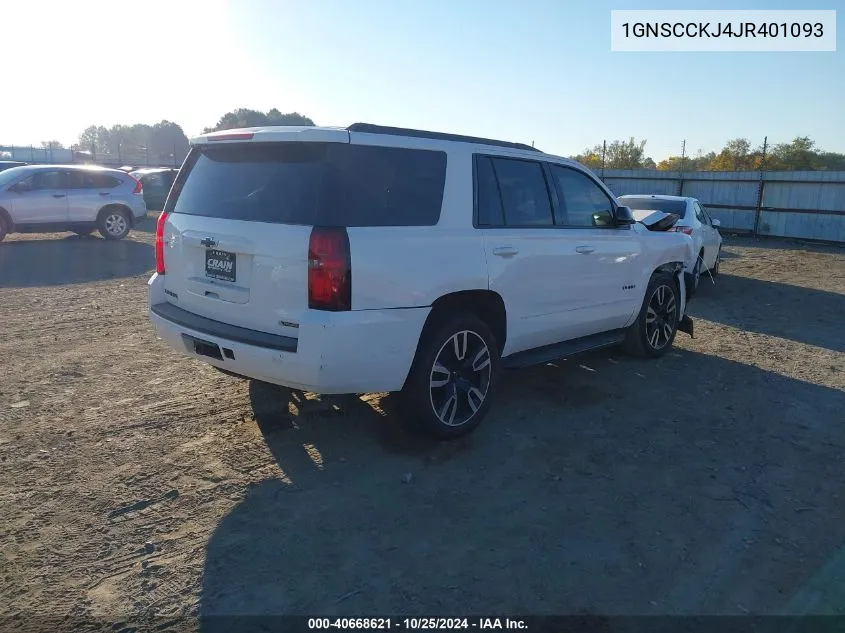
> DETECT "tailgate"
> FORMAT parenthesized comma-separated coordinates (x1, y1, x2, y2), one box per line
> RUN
(158, 137, 354, 339)
(162, 214, 311, 339)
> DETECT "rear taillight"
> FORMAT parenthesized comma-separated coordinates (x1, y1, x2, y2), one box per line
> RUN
(131, 176, 143, 194)
(155, 211, 169, 274)
(669, 226, 694, 235)
(308, 227, 351, 311)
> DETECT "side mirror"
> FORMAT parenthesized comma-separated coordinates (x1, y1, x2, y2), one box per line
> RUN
(614, 205, 636, 226)
(711, 218, 721, 228)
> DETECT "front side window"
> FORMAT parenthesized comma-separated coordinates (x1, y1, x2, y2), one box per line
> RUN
(31, 170, 68, 190)
(489, 158, 553, 227)
(550, 165, 614, 228)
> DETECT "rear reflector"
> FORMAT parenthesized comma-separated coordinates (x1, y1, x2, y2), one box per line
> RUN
(208, 133, 255, 142)
(308, 227, 351, 311)
(155, 211, 170, 274)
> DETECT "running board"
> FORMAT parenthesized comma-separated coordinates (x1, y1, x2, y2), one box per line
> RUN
(501, 329, 627, 370)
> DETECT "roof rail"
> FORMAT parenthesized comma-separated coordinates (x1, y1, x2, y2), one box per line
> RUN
(346, 123, 540, 152)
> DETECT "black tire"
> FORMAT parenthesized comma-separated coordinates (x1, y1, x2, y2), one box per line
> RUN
(711, 247, 721, 277)
(402, 312, 501, 440)
(0, 214, 8, 242)
(98, 207, 131, 240)
(623, 271, 681, 359)
(685, 252, 703, 298)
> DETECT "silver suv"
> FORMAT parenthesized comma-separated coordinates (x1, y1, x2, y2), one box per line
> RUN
(0, 165, 147, 241)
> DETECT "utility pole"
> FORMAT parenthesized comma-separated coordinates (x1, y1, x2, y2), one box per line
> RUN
(601, 140, 607, 179)
(678, 139, 687, 196)
(753, 135, 768, 237)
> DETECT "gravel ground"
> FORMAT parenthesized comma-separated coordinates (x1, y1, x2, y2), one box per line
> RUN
(1, 224, 843, 631)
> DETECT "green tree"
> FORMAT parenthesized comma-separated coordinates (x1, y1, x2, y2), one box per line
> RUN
(770, 136, 820, 171)
(572, 138, 653, 170)
(74, 121, 190, 165)
(816, 151, 845, 171)
(41, 140, 65, 150)
(203, 108, 315, 133)
(656, 151, 716, 171)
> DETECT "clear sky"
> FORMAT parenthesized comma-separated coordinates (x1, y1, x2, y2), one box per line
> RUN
(2, 0, 842, 160)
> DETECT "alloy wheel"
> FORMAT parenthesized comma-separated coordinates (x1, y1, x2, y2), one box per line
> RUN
(105, 213, 127, 237)
(645, 284, 678, 350)
(429, 330, 492, 427)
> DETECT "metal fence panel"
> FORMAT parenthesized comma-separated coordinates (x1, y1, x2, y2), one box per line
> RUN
(599, 168, 845, 243)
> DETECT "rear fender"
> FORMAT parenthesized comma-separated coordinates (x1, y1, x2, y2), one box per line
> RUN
(654, 261, 687, 318)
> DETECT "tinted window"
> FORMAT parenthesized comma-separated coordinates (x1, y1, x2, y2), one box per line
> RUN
(475, 156, 504, 226)
(620, 197, 687, 217)
(490, 158, 553, 227)
(169, 143, 447, 227)
(70, 171, 122, 189)
(694, 201, 709, 224)
(142, 173, 168, 189)
(693, 202, 710, 225)
(551, 166, 614, 227)
(31, 170, 68, 190)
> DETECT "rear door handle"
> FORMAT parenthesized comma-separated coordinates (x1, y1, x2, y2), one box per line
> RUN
(492, 246, 519, 258)
(99, 192, 110, 196)
(575, 245, 595, 254)
(52, 193, 66, 198)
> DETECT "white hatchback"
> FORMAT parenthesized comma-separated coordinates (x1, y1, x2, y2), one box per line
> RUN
(619, 195, 723, 295)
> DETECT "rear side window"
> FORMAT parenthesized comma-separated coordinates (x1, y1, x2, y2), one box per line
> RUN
(489, 158, 553, 227)
(168, 143, 447, 227)
(70, 172, 122, 189)
(475, 156, 504, 226)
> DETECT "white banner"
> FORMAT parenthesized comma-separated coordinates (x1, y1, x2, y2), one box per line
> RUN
(611, 10, 836, 52)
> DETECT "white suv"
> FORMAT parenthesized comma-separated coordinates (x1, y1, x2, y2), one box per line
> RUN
(148, 124, 694, 438)
(0, 165, 147, 241)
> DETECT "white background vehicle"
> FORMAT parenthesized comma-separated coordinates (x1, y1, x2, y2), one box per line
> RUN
(0, 165, 147, 241)
(149, 124, 694, 438)
(619, 194, 723, 294)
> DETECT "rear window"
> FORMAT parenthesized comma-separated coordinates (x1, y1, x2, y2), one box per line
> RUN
(620, 197, 687, 217)
(168, 143, 447, 227)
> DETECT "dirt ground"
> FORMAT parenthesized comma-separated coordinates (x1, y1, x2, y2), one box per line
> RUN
(1, 221, 844, 630)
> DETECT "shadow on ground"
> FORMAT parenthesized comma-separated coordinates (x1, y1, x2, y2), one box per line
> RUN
(198, 350, 845, 623)
(0, 236, 154, 287)
(132, 213, 160, 234)
(722, 235, 845, 256)
(690, 274, 845, 352)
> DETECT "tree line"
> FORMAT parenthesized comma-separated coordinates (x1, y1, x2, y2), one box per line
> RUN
(43, 111, 845, 172)
(572, 136, 845, 172)
(56, 109, 315, 165)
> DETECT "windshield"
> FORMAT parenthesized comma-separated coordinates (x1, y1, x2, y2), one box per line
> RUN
(0, 166, 28, 188)
(620, 197, 687, 217)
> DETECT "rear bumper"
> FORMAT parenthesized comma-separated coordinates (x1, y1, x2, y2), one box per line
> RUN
(147, 273, 429, 394)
